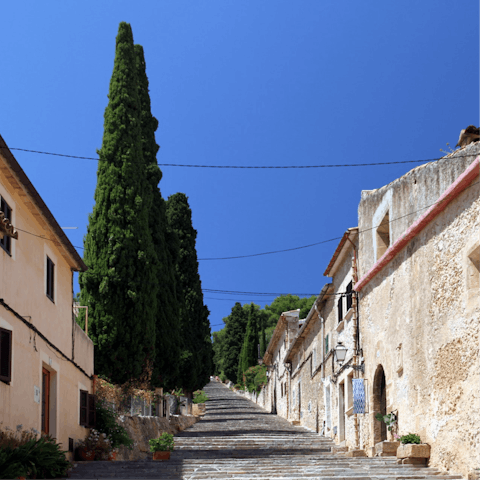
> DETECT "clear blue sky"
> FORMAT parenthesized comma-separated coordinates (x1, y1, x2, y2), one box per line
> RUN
(1, 1, 478, 333)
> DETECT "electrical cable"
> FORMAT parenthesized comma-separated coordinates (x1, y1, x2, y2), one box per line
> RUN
(2, 145, 473, 169)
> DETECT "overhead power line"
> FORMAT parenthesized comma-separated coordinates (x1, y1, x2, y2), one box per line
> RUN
(2, 145, 472, 169)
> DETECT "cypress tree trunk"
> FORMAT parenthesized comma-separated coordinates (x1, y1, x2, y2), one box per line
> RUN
(166, 193, 213, 391)
(79, 23, 158, 385)
(135, 44, 182, 389)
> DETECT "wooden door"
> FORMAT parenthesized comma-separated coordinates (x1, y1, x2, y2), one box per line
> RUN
(42, 367, 50, 434)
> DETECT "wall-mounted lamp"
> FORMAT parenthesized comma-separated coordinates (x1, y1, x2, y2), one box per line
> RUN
(334, 342, 348, 365)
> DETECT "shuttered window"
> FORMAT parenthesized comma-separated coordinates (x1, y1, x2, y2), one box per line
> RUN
(0, 328, 12, 384)
(346, 281, 353, 311)
(337, 296, 343, 322)
(46, 256, 55, 302)
(0, 197, 12, 255)
(80, 390, 96, 427)
(325, 334, 329, 355)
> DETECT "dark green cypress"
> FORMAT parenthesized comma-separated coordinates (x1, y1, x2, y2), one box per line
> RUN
(222, 302, 249, 383)
(237, 304, 259, 382)
(166, 193, 213, 391)
(135, 44, 182, 389)
(79, 23, 157, 385)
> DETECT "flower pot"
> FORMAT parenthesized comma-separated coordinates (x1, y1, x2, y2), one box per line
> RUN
(78, 447, 96, 461)
(108, 451, 117, 461)
(153, 451, 171, 461)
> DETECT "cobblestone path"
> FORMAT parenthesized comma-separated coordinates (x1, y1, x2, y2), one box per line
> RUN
(70, 381, 462, 479)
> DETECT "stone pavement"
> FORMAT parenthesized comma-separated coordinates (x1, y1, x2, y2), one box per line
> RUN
(69, 381, 463, 479)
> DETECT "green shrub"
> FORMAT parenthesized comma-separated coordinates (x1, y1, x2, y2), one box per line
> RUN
(400, 433, 421, 444)
(219, 372, 227, 383)
(243, 365, 267, 393)
(0, 435, 72, 479)
(193, 390, 209, 404)
(95, 397, 134, 449)
(149, 432, 174, 452)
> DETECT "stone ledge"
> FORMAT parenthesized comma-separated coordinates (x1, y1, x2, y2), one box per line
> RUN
(397, 443, 431, 459)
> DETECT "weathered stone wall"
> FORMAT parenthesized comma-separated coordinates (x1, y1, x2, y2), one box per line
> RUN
(357, 148, 480, 477)
(115, 414, 199, 460)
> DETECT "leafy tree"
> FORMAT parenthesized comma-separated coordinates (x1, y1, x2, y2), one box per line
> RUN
(222, 302, 249, 383)
(135, 44, 182, 389)
(79, 22, 157, 384)
(166, 193, 213, 391)
(263, 294, 316, 328)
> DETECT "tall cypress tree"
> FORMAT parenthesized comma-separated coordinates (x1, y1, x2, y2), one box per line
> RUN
(135, 44, 182, 389)
(79, 23, 158, 384)
(238, 303, 259, 382)
(166, 193, 213, 391)
(222, 302, 249, 383)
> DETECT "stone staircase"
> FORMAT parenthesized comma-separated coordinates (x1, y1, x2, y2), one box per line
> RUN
(69, 381, 464, 479)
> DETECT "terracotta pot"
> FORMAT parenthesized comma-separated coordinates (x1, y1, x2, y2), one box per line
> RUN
(153, 451, 171, 461)
(108, 451, 117, 461)
(78, 447, 96, 461)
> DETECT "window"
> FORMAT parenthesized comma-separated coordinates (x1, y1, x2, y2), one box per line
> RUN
(80, 390, 96, 427)
(325, 334, 329, 355)
(0, 328, 12, 384)
(337, 296, 343, 322)
(346, 281, 353, 311)
(46, 256, 55, 302)
(376, 210, 390, 260)
(0, 197, 12, 255)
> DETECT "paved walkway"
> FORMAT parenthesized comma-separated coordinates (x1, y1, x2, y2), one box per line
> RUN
(69, 381, 462, 479)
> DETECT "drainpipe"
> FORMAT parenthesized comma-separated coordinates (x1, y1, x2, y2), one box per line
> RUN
(346, 235, 361, 450)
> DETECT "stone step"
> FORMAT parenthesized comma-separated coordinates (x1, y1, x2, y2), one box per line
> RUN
(70, 381, 464, 480)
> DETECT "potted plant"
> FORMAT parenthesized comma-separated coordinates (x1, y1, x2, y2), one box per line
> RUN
(76, 430, 98, 461)
(397, 434, 430, 465)
(149, 432, 174, 461)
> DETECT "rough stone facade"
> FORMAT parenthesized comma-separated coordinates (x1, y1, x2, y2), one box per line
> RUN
(355, 145, 480, 477)
(262, 144, 480, 479)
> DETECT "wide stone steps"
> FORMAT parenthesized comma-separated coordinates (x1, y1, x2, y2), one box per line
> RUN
(69, 381, 464, 479)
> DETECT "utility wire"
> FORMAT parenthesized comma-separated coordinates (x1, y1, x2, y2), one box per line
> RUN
(3, 145, 473, 169)
(13, 179, 480, 265)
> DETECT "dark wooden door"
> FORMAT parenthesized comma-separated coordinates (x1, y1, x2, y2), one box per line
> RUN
(42, 367, 50, 434)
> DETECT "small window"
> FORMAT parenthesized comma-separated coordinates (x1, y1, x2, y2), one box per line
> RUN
(46, 257, 55, 302)
(80, 390, 96, 427)
(325, 334, 329, 355)
(0, 197, 12, 255)
(337, 296, 343, 322)
(0, 328, 12, 384)
(376, 211, 390, 260)
(346, 281, 353, 311)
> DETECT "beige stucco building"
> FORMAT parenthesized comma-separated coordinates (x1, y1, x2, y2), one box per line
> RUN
(0, 135, 94, 460)
(262, 143, 479, 478)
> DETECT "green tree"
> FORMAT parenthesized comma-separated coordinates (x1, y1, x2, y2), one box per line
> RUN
(135, 44, 182, 389)
(79, 22, 157, 384)
(222, 302, 249, 383)
(237, 303, 259, 382)
(166, 193, 213, 391)
(263, 294, 316, 328)
(212, 327, 227, 376)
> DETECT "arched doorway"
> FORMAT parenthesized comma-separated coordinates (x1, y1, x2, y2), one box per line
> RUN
(373, 364, 387, 444)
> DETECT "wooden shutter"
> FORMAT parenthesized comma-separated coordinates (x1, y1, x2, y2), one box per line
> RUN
(325, 334, 329, 355)
(88, 394, 96, 427)
(46, 257, 55, 301)
(79, 390, 88, 426)
(0, 328, 12, 383)
(337, 296, 343, 322)
(346, 281, 353, 311)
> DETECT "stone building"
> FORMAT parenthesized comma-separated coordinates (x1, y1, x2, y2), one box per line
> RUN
(263, 309, 301, 420)
(262, 144, 479, 478)
(283, 283, 331, 432)
(354, 144, 480, 476)
(0, 135, 94, 460)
